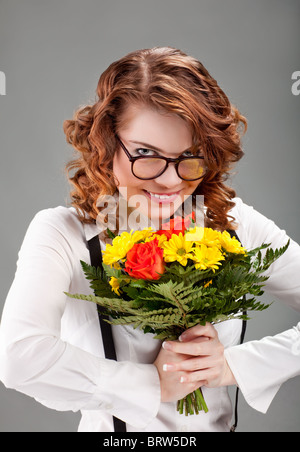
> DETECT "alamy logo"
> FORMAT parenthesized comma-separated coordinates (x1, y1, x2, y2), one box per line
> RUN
(0, 71, 6, 95)
(291, 71, 300, 96)
(95, 189, 205, 234)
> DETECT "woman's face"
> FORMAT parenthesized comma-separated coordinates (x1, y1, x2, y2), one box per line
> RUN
(113, 104, 200, 225)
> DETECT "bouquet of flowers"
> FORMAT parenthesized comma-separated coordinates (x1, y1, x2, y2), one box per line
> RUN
(65, 214, 289, 416)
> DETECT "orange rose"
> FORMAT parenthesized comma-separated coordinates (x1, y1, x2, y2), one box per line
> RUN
(156, 213, 195, 239)
(124, 239, 165, 280)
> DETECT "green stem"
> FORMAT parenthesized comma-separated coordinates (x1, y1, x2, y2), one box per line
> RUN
(195, 388, 209, 413)
(177, 398, 184, 415)
(191, 392, 199, 415)
(176, 388, 209, 416)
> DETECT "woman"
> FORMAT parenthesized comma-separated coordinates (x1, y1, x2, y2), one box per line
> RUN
(0, 47, 299, 432)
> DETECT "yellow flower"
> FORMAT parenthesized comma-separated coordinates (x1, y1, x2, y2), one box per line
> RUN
(204, 279, 213, 288)
(103, 232, 135, 267)
(131, 228, 154, 243)
(185, 226, 205, 243)
(192, 244, 225, 271)
(103, 228, 154, 268)
(162, 232, 194, 266)
(185, 227, 221, 248)
(201, 228, 222, 248)
(109, 277, 121, 296)
(218, 231, 247, 254)
(145, 233, 168, 247)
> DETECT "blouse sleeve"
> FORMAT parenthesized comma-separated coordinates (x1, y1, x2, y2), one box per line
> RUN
(0, 209, 160, 428)
(224, 199, 300, 413)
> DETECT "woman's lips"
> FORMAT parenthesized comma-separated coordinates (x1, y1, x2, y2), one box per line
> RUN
(143, 190, 181, 204)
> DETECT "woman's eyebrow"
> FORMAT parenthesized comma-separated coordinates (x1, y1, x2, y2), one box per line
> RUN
(129, 140, 192, 155)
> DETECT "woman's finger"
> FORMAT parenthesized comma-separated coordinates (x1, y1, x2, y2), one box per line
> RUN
(179, 368, 218, 385)
(163, 355, 218, 373)
(179, 323, 218, 342)
(163, 336, 223, 357)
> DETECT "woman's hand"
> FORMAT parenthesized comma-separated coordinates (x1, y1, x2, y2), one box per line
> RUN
(154, 323, 236, 402)
(154, 343, 202, 403)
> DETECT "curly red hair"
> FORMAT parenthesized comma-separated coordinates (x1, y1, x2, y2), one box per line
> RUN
(63, 47, 247, 230)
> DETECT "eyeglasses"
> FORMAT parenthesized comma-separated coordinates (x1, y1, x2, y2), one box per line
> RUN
(116, 136, 206, 181)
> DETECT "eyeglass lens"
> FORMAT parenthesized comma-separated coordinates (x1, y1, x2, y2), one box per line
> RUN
(132, 157, 205, 181)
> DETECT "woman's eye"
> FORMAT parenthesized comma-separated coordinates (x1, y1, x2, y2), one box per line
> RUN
(182, 151, 194, 157)
(135, 148, 156, 156)
(182, 149, 203, 157)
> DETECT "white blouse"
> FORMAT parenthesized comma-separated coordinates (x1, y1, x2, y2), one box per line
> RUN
(0, 197, 299, 432)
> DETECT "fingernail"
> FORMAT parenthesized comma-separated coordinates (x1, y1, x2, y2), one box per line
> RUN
(163, 364, 174, 371)
(162, 341, 172, 350)
(179, 333, 187, 342)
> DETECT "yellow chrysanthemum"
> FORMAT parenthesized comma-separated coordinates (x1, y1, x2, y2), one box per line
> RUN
(204, 279, 213, 288)
(185, 227, 221, 248)
(103, 228, 154, 268)
(192, 244, 225, 271)
(162, 232, 194, 266)
(218, 231, 247, 254)
(131, 228, 154, 243)
(185, 226, 205, 243)
(109, 277, 121, 296)
(202, 228, 222, 248)
(145, 233, 168, 247)
(103, 232, 135, 267)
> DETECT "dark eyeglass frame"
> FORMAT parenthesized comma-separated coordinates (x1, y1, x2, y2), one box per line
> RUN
(116, 135, 206, 181)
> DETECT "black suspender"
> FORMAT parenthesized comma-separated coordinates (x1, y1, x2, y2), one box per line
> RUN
(228, 229, 247, 432)
(230, 315, 247, 432)
(87, 229, 247, 433)
(87, 235, 127, 433)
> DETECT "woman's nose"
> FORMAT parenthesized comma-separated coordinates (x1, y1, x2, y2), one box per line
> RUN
(153, 163, 182, 187)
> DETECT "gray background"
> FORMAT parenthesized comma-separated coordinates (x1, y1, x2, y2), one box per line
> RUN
(0, 0, 299, 432)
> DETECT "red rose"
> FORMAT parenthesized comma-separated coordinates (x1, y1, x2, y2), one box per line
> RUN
(125, 239, 165, 280)
(156, 213, 196, 239)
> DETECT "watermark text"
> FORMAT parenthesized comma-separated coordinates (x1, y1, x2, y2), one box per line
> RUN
(96, 189, 204, 235)
(0, 71, 6, 95)
(291, 71, 300, 96)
